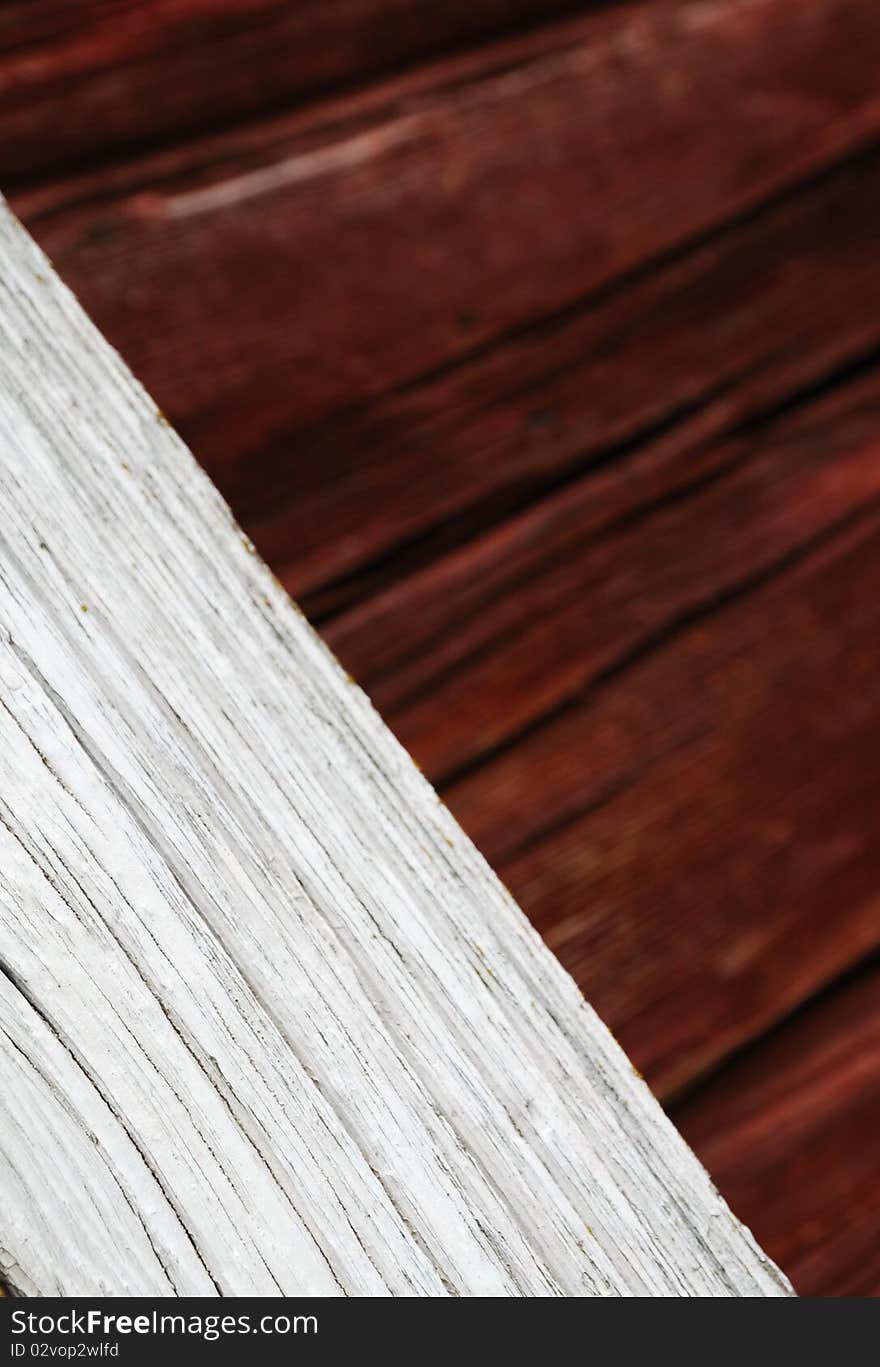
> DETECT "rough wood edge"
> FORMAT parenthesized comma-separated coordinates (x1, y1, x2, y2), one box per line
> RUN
(0, 198, 792, 1297)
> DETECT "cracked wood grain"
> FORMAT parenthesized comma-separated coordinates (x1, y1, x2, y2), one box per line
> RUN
(0, 201, 790, 1297)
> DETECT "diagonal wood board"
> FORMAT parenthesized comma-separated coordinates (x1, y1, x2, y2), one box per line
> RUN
(0, 201, 791, 1296)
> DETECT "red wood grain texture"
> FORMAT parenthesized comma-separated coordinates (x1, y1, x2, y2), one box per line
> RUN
(340, 377, 880, 782)
(0, 0, 578, 182)
(12, 0, 880, 606)
(675, 959, 880, 1295)
(265, 148, 880, 619)
(413, 372, 880, 1097)
(502, 501, 880, 1099)
(324, 149, 880, 706)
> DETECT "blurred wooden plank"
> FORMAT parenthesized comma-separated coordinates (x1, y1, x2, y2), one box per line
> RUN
(324, 150, 880, 705)
(270, 149, 880, 619)
(0, 0, 578, 183)
(331, 364, 880, 790)
(484, 484, 880, 1097)
(675, 960, 880, 1296)
(13, 0, 880, 604)
(325, 368, 880, 1098)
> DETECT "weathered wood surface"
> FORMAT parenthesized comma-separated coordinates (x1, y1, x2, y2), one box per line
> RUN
(6, 0, 879, 1296)
(676, 958, 880, 1296)
(492, 496, 880, 1097)
(321, 371, 880, 1099)
(0, 0, 576, 183)
(0, 203, 791, 1296)
(11, 0, 880, 610)
(327, 326, 880, 784)
(272, 147, 880, 620)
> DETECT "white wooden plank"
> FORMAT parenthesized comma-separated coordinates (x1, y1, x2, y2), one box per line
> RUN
(0, 199, 792, 1297)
